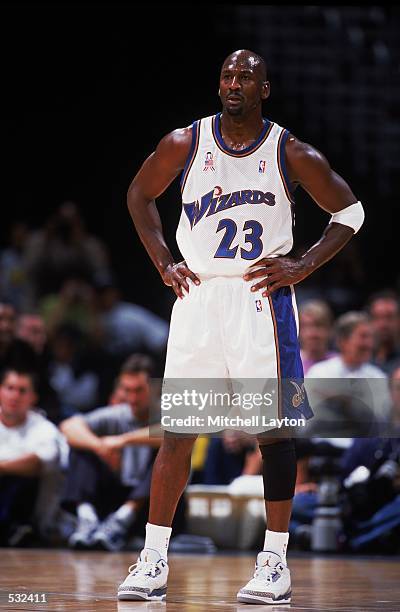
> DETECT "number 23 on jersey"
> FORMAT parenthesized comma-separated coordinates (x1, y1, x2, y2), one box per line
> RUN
(214, 219, 263, 260)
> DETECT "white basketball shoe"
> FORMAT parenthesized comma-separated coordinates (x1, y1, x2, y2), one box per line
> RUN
(117, 548, 168, 601)
(237, 550, 291, 605)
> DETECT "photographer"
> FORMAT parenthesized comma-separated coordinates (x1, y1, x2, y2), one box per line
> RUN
(25, 201, 111, 302)
(339, 367, 400, 550)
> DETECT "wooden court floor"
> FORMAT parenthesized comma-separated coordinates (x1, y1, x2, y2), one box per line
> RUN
(0, 549, 399, 611)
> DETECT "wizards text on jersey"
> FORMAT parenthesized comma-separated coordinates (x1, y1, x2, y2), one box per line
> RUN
(183, 185, 276, 229)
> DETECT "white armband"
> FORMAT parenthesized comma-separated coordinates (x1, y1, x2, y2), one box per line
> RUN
(329, 201, 365, 234)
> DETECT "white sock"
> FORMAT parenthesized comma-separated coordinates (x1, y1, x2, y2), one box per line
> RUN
(77, 503, 98, 524)
(264, 529, 289, 564)
(114, 504, 136, 527)
(144, 522, 172, 560)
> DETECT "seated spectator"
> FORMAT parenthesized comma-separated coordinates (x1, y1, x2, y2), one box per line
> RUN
(60, 354, 164, 552)
(299, 300, 336, 374)
(16, 313, 65, 424)
(39, 275, 101, 343)
(0, 221, 33, 311)
(16, 313, 47, 355)
(95, 277, 168, 377)
(366, 290, 400, 373)
(340, 366, 400, 522)
(48, 323, 100, 413)
(25, 200, 111, 303)
(306, 312, 390, 435)
(0, 302, 37, 373)
(203, 431, 261, 485)
(0, 368, 65, 546)
(337, 372, 400, 551)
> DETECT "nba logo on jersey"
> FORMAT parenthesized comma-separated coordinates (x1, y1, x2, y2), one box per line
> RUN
(203, 151, 215, 172)
(259, 160, 266, 174)
(255, 299, 262, 312)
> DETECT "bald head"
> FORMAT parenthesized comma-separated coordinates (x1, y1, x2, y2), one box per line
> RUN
(222, 49, 267, 82)
(219, 49, 269, 116)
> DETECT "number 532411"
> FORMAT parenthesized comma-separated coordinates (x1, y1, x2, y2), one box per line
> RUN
(8, 593, 47, 603)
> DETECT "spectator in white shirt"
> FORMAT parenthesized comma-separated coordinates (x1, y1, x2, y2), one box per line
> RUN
(306, 312, 389, 435)
(0, 368, 65, 545)
(299, 300, 337, 375)
(366, 290, 400, 373)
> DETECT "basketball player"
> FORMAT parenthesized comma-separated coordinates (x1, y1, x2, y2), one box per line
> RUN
(118, 50, 364, 604)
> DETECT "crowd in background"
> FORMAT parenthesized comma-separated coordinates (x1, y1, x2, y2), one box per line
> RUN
(1, 201, 400, 554)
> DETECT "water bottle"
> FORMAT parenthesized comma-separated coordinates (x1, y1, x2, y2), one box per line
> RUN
(311, 505, 343, 552)
(311, 477, 343, 552)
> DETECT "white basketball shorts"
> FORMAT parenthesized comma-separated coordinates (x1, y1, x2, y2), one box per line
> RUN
(163, 276, 313, 428)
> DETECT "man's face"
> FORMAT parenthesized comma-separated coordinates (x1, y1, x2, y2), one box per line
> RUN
(114, 373, 150, 418)
(0, 372, 36, 425)
(340, 323, 375, 367)
(17, 315, 47, 354)
(300, 312, 331, 354)
(219, 55, 268, 116)
(370, 299, 399, 345)
(0, 304, 16, 345)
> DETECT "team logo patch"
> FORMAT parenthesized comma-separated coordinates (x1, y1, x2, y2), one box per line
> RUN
(203, 151, 215, 172)
(258, 160, 266, 174)
(290, 381, 306, 408)
(255, 299, 262, 312)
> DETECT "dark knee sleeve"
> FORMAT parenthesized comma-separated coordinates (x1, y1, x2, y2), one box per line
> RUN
(260, 439, 297, 501)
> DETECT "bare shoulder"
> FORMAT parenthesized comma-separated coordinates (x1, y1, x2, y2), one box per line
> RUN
(155, 125, 193, 169)
(160, 125, 192, 148)
(285, 134, 331, 182)
(284, 133, 356, 205)
(285, 134, 329, 167)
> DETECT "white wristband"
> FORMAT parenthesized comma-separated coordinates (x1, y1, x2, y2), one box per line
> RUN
(329, 201, 365, 234)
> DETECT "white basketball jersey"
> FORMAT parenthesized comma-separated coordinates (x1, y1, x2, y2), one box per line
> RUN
(177, 113, 295, 276)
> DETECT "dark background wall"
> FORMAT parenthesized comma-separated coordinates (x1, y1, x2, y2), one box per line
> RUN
(2, 4, 399, 318)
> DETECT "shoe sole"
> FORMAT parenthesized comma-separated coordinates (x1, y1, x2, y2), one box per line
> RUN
(237, 589, 291, 605)
(117, 588, 167, 602)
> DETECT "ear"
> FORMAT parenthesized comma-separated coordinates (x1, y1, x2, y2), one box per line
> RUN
(261, 81, 270, 101)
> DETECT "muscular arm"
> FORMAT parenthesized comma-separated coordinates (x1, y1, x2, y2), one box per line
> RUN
(127, 127, 200, 297)
(60, 416, 124, 471)
(286, 136, 357, 269)
(245, 136, 361, 295)
(59, 415, 102, 453)
(120, 425, 163, 448)
(0, 454, 42, 477)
